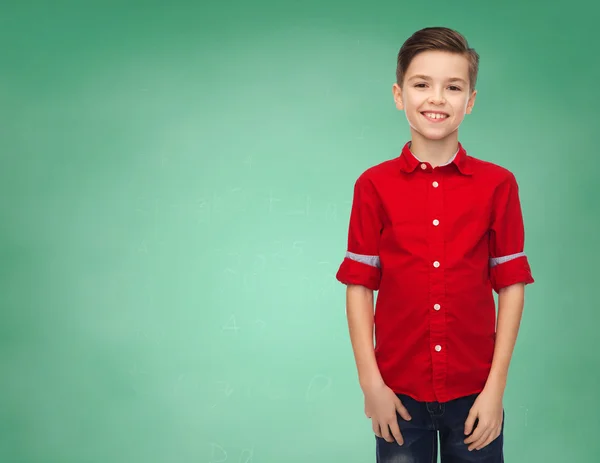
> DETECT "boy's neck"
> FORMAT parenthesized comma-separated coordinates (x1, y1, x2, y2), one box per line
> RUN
(408, 134, 460, 168)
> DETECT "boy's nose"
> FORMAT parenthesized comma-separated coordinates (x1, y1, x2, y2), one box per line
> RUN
(429, 95, 446, 105)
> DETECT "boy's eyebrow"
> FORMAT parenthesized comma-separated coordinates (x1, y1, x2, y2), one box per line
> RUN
(408, 74, 468, 84)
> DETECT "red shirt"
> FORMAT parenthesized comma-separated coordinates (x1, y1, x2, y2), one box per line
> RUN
(336, 141, 534, 403)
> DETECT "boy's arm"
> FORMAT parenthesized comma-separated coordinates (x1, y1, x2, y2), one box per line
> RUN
(485, 171, 534, 392)
(345, 284, 383, 391)
(464, 171, 534, 450)
(485, 282, 525, 394)
(336, 173, 413, 444)
(337, 173, 386, 389)
(346, 284, 412, 445)
(464, 283, 526, 450)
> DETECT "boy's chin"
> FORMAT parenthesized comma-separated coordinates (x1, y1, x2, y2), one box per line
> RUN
(414, 129, 455, 141)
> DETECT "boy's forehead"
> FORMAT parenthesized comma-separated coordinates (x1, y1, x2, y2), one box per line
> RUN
(406, 51, 470, 79)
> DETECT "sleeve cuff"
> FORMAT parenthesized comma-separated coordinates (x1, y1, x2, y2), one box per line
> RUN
(336, 257, 381, 291)
(490, 256, 534, 293)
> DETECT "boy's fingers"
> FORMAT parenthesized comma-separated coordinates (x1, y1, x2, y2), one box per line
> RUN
(381, 423, 395, 443)
(464, 411, 477, 435)
(372, 420, 382, 437)
(395, 398, 412, 421)
(476, 431, 495, 451)
(464, 424, 485, 445)
(470, 427, 492, 451)
(388, 419, 404, 446)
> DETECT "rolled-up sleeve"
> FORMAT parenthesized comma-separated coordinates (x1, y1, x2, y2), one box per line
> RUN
(489, 172, 535, 293)
(335, 173, 383, 291)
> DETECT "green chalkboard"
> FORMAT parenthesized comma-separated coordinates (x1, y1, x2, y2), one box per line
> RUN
(1, 1, 599, 462)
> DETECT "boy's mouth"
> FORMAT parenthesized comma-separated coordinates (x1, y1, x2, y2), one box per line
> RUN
(421, 112, 449, 123)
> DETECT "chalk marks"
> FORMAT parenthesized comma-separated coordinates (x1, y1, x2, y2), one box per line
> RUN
(128, 363, 148, 377)
(209, 374, 332, 406)
(223, 250, 241, 276)
(208, 442, 228, 463)
(305, 374, 332, 402)
(357, 125, 366, 140)
(253, 254, 267, 273)
(292, 240, 305, 256)
(222, 315, 241, 334)
(132, 187, 351, 235)
(137, 240, 149, 254)
(127, 362, 149, 394)
(206, 443, 254, 463)
(216, 380, 235, 398)
(221, 314, 266, 334)
(210, 374, 333, 408)
(197, 197, 211, 224)
(239, 447, 254, 463)
(133, 325, 165, 345)
(325, 202, 338, 221)
(286, 195, 311, 216)
(268, 190, 282, 214)
(209, 380, 235, 409)
(218, 239, 326, 291)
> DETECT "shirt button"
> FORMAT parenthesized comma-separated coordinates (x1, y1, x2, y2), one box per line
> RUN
(435, 345, 442, 352)
(432, 181, 439, 188)
(433, 219, 439, 226)
(420, 163, 427, 170)
(433, 261, 440, 268)
(434, 304, 441, 311)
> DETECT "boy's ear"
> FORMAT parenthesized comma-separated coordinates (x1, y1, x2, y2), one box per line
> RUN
(466, 89, 477, 114)
(392, 83, 404, 110)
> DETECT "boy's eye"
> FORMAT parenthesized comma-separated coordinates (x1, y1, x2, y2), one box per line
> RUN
(414, 83, 461, 91)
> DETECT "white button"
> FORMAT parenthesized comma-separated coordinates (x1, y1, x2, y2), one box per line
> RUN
(433, 261, 440, 268)
(432, 181, 439, 188)
(420, 163, 427, 170)
(433, 219, 439, 226)
(434, 304, 441, 311)
(435, 345, 442, 352)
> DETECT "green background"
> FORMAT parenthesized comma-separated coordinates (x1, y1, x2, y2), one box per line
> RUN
(1, 1, 598, 462)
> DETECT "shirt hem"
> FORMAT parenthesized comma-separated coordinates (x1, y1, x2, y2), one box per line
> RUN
(389, 386, 485, 403)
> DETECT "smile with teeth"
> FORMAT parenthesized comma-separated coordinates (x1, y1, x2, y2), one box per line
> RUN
(422, 112, 448, 122)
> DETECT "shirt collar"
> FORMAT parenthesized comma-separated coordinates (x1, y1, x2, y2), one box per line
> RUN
(398, 141, 473, 176)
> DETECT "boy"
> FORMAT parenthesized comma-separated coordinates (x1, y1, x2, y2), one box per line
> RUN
(335, 27, 534, 463)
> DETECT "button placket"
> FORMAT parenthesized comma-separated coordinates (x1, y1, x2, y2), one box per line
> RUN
(427, 171, 447, 400)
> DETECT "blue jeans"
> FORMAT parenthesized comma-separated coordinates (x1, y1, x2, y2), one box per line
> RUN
(376, 392, 504, 463)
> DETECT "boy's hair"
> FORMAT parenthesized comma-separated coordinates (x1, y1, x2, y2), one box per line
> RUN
(396, 27, 480, 93)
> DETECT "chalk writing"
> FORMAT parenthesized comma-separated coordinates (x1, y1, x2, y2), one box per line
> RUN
(222, 315, 241, 334)
(292, 240, 305, 256)
(208, 442, 227, 463)
(205, 443, 255, 463)
(239, 447, 254, 463)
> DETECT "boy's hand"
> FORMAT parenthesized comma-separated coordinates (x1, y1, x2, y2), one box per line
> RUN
(363, 382, 412, 445)
(463, 387, 504, 451)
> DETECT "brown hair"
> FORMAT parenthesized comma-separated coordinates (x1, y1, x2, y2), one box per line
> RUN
(396, 27, 480, 92)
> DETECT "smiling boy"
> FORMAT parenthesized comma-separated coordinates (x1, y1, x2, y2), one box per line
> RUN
(336, 27, 534, 462)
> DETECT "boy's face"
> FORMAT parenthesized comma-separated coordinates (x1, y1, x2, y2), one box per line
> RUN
(392, 50, 477, 141)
